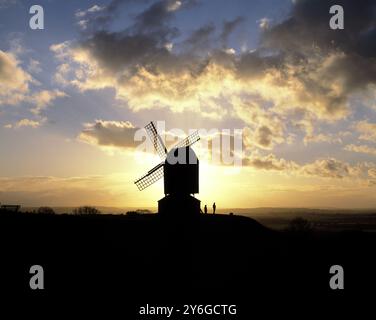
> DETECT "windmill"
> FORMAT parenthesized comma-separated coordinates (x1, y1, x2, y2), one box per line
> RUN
(134, 122, 201, 217)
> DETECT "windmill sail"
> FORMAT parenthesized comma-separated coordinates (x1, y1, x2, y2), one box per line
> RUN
(145, 122, 167, 160)
(134, 162, 164, 191)
(172, 130, 200, 149)
(135, 122, 200, 192)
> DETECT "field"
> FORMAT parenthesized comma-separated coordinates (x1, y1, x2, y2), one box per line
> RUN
(1, 209, 375, 314)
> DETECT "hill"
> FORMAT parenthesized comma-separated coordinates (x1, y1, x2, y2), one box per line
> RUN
(1, 211, 375, 313)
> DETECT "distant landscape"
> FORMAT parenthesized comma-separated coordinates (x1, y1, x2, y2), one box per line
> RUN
(2, 207, 376, 303)
(19, 206, 376, 231)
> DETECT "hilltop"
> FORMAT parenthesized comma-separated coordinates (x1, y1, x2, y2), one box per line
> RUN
(1, 210, 375, 309)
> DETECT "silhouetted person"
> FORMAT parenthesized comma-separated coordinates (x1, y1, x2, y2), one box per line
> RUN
(213, 202, 216, 214)
(204, 205, 208, 214)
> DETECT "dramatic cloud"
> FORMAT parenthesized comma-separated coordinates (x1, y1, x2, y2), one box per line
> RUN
(51, 0, 376, 153)
(220, 16, 244, 46)
(78, 120, 140, 149)
(262, 0, 376, 112)
(263, 0, 376, 57)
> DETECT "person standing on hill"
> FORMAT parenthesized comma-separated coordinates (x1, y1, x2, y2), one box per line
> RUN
(213, 202, 216, 214)
(204, 205, 208, 214)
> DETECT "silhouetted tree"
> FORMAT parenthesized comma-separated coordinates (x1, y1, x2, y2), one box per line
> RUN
(136, 209, 152, 214)
(73, 206, 101, 215)
(126, 209, 153, 216)
(37, 207, 55, 215)
(286, 217, 314, 234)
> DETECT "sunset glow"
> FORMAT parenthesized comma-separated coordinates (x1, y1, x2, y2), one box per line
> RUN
(1, 0, 375, 209)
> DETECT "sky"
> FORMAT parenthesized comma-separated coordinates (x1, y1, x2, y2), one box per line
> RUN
(0, 0, 375, 209)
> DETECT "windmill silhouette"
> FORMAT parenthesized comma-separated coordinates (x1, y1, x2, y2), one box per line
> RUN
(135, 122, 201, 217)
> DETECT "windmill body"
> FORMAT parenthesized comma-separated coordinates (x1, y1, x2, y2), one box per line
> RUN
(164, 146, 199, 195)
(135, 122, 201, 218)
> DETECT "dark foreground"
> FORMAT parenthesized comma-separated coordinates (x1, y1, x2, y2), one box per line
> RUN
(1, 211, 375, 316)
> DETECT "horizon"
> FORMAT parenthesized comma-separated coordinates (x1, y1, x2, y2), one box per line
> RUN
(18, 205, 376, 213)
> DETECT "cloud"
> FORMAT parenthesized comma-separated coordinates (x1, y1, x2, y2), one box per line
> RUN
(166, 0, 182, 12)
(0, 49, 66, 123)
(51, 0, 376, 150)
(50, 41, 72, 60)
(77, 19, 89, 30)
(220, 16, 245, 46)
(243, 152, 298, 171)
(4, 118, 46, 129)
(355, 121, 376, 142)
(27, 58, 42, 74)
(74, 0, 190, 33)
(262, 0, 376, 56)
(261, 0, 376, 111)
(75, 4, 107, 30)
(304, 133, 343, 145)
(75, 4, 105, 18)
(243, 123, 284, 150)
(239, 101, 285, 149)
(0, 50, 32, 105)
(78, 120, 140, 150)
(257, 17, 270, 30)
(53, 63, 71, 85)
(344, 144, 376, 156)
(184, 23, 216, 53)
(369, 168, 376, 179)
(15, 118, 43, 128)
(243, 152, 376, 183)
(300, 158, 354, 179)
(30, 90, 67, 115)
(87, 4, 105, 13)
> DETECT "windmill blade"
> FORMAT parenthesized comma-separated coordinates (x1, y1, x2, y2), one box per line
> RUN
(134, 162, 164, 191)
(145, 122, 167, 160)
(172, 131, 200, 149)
